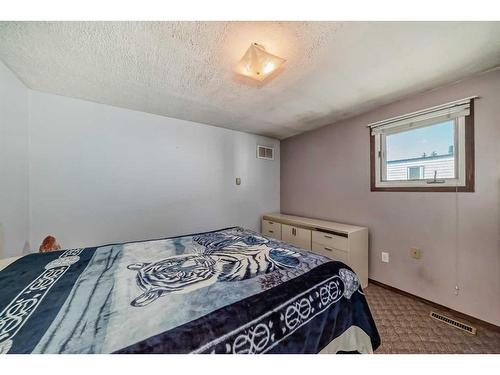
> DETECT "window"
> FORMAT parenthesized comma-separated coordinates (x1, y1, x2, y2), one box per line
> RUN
(386, 120, 454, 181)
(407, 166, 424, 180)
(369, 97, 475, 192)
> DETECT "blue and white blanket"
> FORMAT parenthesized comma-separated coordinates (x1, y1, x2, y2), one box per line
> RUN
(0, 227, 380, 354)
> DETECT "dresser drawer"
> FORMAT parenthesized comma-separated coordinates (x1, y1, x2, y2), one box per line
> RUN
(282, 224, 311, 250)
(312, 230, 348, 251)
(261, 219, 281, 240)
(312, 241, 349, 264)
(262, 214, 368, 288)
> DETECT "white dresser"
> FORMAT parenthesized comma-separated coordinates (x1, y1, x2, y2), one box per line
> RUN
(262, 213, 368, 288)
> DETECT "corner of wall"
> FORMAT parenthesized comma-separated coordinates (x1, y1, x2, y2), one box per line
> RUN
(26, 89, 33, 254)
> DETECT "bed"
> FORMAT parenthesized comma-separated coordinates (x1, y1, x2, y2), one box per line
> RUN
(0, 227, 380, 354)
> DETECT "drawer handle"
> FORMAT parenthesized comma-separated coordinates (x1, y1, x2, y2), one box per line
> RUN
(324, 247, 333, 252)
(268, 221, 274, 224)
(269, 230, 274, 233)
(324, 235, 332, 239)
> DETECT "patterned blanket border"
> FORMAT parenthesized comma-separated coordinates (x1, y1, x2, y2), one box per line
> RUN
(0, 249, 83, 354)
(192, 269, 357, 354)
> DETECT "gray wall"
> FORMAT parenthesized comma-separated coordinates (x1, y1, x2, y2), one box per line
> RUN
(281, 69, 500, 325)
(27, 91, 280, 251)
(0, 61, 29, 258)
(0, 59, 280, 257)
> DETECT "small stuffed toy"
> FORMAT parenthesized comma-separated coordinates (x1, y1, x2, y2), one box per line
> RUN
(39, 235, 61, 253)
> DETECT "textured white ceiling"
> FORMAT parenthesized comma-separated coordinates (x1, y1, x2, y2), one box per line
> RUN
(1, 21, 499, 139)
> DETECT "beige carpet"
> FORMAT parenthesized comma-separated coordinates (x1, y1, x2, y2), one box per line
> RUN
(364, 283, 500, 354)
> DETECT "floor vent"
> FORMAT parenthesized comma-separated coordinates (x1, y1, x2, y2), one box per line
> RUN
(430, 311, 477, 335)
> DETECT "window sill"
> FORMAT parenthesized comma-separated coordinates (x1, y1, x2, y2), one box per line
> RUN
(370, 185, 474, 192)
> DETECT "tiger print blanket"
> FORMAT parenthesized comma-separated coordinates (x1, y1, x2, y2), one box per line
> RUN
(0, 227, 380, 354)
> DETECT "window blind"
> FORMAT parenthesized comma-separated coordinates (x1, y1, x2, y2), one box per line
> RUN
(368, 96, 477, 135)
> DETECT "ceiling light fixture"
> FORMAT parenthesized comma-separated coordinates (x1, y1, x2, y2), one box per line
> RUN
(235, 43, 286, 83)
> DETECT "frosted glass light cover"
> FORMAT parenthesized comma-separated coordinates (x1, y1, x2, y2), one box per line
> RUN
(235, 43, 286, 82)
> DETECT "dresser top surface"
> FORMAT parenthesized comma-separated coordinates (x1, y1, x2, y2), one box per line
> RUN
(262, 213, 367, 234)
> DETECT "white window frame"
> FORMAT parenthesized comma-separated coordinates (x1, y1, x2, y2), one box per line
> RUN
(373, 117, 465, 188)
(369, 96, 475, 190)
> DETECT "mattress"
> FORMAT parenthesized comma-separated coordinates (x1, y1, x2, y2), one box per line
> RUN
(0, 227, 380, 354)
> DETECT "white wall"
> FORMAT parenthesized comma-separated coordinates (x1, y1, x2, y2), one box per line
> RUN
(0, 61, 30, 258)
(28, 91, 280, 250)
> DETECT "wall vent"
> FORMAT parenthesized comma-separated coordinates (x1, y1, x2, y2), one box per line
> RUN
(429, 311, 477, 335)
(257, 145, 274, 160)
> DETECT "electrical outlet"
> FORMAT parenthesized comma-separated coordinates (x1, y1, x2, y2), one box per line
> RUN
(235, 177, 241, 185)
(410, 247, 421, 259)
(381, 252, 389, 263)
